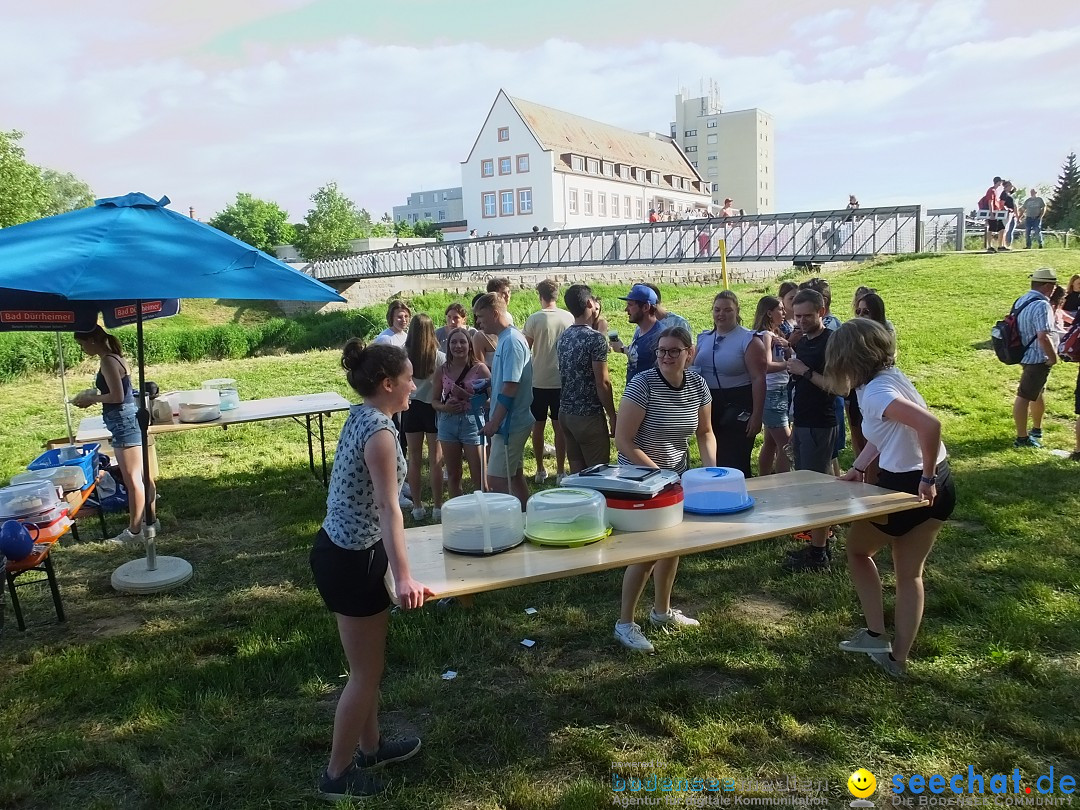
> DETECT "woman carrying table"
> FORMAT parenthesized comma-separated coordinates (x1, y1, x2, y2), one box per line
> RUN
(309, 339, 433, 800)
(613, 327, 716, 653)
(827, 319, 955, 679)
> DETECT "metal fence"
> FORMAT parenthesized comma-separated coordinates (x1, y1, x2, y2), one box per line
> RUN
(308, 205, 925, 281)
(923, 208, 966, 252)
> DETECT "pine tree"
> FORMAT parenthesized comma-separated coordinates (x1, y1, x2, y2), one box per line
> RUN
(1044, 152, 1080, 232)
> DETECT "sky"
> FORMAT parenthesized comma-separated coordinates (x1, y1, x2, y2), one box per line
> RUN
(3, 0, 1079, 222)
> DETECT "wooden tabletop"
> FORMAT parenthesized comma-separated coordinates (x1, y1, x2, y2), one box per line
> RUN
(394, 470, 925, 599)
(75, 392, 352, 443)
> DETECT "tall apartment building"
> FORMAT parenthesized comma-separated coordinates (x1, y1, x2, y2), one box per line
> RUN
(671, 85, 775, 214)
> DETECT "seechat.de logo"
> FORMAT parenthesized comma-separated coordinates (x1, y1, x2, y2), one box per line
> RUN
(848, 768, 877, 808)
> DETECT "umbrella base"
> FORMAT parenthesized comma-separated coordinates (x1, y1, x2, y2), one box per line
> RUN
(111, 555, 193, 594)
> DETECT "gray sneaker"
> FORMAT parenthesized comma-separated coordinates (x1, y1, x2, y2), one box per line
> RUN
(614, 621, 655, 653)
(649, 608, 700, 630)
(839, 628, 892, 654)
(318, 765, 385, 801)
(867, 651, 907, 679)
(355, 735, 421, 770)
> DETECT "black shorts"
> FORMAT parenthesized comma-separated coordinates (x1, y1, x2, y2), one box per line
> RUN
(530, 387, 561, 421)
(402, 399, 437, 434)
(309, 528, 392, 617)
(870, 461, 956, 537)
(1017, 363, 1051, 402)
(987, 219, 1005, 232)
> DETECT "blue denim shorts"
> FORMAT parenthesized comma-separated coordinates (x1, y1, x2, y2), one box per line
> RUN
(763, 387, 789, 429)
(103, 402, 142, 447)
(437, 411, 482, 445)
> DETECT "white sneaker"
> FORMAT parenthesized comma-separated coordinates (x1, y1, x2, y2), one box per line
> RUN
(411, 506, 428, 521)
(556, 473, 567, 485)
(534, 468, 548, 483)
(107, 528, 143, 546)
(614, 621, 655, 653)
(398, 494, 414, 509)
(649, 608, 700, 629)
(431, 507, 441, 522)
(839, 628, 892, 654)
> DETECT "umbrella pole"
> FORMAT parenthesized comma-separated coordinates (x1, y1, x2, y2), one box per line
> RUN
(110, 303, 191, 594)
(135, 303, 158, 570)
(56, 332, 74, 445)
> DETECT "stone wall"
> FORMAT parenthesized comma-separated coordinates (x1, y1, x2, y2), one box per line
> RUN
(278, 260, 815, 316)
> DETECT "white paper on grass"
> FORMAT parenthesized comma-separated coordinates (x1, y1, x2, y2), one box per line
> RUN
(525, 607, 538, 615)
(441, 670, 458, 680)
(520, 639, 536, 648)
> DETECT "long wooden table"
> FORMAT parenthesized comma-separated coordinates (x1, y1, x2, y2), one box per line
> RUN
(395, 471, 925, 598)
(76, 392, 352, 484)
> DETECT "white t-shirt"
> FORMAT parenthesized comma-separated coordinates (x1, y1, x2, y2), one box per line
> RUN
(857, 367, 947, 473)
(372, 328, 407, 348)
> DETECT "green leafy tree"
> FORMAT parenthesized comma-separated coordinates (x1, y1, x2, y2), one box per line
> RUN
(413, 220, 444, 241)
(0, 130, 48, 227)
(209, 192, 296, 253)
(1045, 152, 1080, 232)
(40, 169, 94, 217)
(295, 183, 364, 260)
(393, 219, 415, 238)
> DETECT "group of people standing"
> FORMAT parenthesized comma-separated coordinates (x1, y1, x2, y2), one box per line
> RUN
(979, 176, 1048, 252)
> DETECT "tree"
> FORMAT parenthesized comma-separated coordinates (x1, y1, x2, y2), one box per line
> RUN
(40, 169, 94, 217)
(209, 193, 296, 253)
(1045, 152, 1080, 232)
(413, 220, 444, 241)
(295, 183, 364, 260)
(0, 130, 48, 228)
(393, 219, 415, 238)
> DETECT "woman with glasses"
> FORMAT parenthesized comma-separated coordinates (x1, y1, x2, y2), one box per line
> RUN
(752, 295, 792, 475)
(613, 327, 716, 653)
(854, 292, 892, 333)
(691, 291, 766, 476)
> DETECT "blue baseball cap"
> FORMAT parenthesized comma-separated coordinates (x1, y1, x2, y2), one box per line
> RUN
(620, 284, 658, 305)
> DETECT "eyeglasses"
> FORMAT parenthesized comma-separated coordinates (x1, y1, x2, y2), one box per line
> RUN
(855, 309, 871, 316)
(655, 347, 687, 357)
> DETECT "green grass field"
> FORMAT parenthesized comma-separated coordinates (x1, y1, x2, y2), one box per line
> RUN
(1, 251, 1078, 809)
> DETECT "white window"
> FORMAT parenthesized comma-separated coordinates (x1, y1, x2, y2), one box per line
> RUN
(707, 134, 718, 144)
(692, 161, 698, 168)
(569, 188, 579, 214)
(438, 210, 446, 221)
(603, 162, 615, 177)
(517, 154, 530, 173)
(423, 211, 431, 219)
(685, 129, 696, 137)
(623, 196, 631, 218)
(442, 191, 448, 200)
(712, 183, 719, 192)
(499, 157, 512, 175)
(708, 153, 717, 161)
(571, 155, 584, 172)
(685, 145, 697, 152)
(611, 194, 619, 217)
(707, 119, 717, 128)
(518, 188, 532, 214)
(498, 126, 509, 141)
(481, 160, 494, 178)
(707, 168, 718, 177)
(635, 198, 643, 219)
(500, 190, 514, 216)
(482, 193, 496, 218)
(584, 191, 593, 215)
(598, 193, 607, 216)
(586, 158, 599, 174)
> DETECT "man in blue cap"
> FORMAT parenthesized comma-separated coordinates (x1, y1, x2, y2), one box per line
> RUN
(611, 283, 664, 382)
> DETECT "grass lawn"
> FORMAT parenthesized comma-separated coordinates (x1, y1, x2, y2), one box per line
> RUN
(1, 251, 1079, 809)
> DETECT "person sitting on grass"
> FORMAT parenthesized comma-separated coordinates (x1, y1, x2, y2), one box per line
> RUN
(613, 327, 716, 653)
(309, 339, 433, 800)
(827, 318, 955, 679)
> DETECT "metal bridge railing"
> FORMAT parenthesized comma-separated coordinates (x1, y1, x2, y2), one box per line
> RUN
(923, 208, 966, 252)
(308, 205, 924, 281)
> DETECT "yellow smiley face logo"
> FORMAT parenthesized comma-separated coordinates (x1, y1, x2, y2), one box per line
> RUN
(847, 768, 877, 799)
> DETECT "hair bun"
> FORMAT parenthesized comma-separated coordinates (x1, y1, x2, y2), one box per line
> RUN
(341, 338, 367, 371)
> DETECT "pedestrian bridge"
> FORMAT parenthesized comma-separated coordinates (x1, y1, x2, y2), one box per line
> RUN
(308, 205, 958, 282)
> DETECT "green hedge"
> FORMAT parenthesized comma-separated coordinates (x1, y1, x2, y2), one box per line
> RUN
(0, 308, 387, 383)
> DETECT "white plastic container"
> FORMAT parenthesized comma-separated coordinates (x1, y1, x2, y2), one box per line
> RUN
(606, 484, 684, 532)
(0, 480, 62, 520)
(203, 378, 240, 411)
(525, 488, 608, 547)
(11, 466, 87, 492)
(681, 467, 754, 514)
(177, 389, 221, 423)
(441, 492, 524, 555)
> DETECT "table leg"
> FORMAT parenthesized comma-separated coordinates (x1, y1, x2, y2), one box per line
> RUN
(306, 414, 316, 477)
(44, 554, 66, 623)
(457, 594, 476, 609)
(319, 412, 328, 485)
(6, 572, 26, 632)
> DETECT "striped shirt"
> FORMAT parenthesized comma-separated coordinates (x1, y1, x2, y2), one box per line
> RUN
(1014, 290, 1054, 365)
(617, 368, 712, 473)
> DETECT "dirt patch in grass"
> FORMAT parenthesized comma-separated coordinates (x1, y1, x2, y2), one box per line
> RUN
(86, 615, 143, 639)
(731, 595, 792, 627)
(949, 520, 986, 534)
(678, 666, 748, 698)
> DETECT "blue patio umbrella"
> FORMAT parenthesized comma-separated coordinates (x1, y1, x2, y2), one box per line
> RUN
(0, 193, 343, 590)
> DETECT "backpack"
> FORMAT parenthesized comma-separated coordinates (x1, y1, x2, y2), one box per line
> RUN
(1059, 320, 1080, 362)
(991, 297, 1038, 365)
